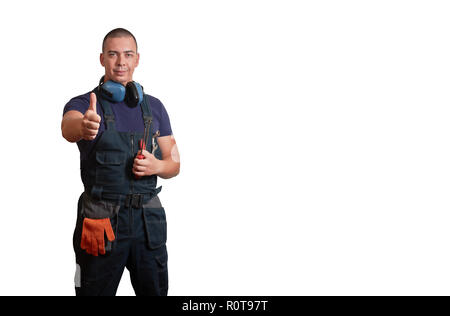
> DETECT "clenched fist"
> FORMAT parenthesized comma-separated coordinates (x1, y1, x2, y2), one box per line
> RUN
(133, 149, 162, 177)
(82, 93, 101, 141)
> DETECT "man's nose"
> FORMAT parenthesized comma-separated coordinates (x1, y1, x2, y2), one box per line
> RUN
(116, 54, 125, 66)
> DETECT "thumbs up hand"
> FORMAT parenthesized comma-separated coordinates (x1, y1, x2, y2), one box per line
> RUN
(81, 93, 102, 140)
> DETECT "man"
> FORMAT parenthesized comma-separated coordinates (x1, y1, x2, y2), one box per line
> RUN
(61, 28, 180, 296)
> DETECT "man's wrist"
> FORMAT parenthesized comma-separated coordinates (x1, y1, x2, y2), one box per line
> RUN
(155, 159, 166, 177)
(77, 117, 84, 141)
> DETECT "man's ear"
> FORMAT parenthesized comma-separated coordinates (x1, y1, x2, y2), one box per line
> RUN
(135, 53, 140, 67)
(100, 53, 105, 66)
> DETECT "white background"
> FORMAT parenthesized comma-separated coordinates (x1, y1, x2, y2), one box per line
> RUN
(0, 0, 449, 296)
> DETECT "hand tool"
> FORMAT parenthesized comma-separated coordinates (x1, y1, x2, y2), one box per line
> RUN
(135, 124, 150, 179)
(151, 130, 160, 155)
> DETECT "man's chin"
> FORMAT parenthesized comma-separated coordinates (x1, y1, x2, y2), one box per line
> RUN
(110, 76, 130, 85)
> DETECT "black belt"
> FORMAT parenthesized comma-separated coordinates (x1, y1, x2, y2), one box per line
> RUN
(85, 186, 162, 208)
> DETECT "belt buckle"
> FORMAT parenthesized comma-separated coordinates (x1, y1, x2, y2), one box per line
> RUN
(125, 193, 145, 208)
(127, 194, 142, 208)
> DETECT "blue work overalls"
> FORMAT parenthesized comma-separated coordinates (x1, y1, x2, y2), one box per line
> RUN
(73, 87, 168, 296)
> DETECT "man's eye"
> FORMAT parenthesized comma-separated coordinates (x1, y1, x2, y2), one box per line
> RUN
(126, 54, 133, 57)
(109, 53, 116, 57)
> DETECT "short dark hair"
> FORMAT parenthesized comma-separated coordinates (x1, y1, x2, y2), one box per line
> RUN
(102, 28, 138, 52)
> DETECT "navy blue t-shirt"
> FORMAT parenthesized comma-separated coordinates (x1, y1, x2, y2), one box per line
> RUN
(63, 91, 173, 160)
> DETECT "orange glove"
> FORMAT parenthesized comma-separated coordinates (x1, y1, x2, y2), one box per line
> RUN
(80, 218, 116, 256)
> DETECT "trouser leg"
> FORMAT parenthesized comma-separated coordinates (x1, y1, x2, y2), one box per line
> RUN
(128, 243, 169, 296)
(127, 206, 169, 296)
(74, 246, 129, 296)
(73, 196, 130, 296)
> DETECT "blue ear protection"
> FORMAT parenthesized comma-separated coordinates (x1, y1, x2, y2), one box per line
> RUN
(98, 76, 144, 107)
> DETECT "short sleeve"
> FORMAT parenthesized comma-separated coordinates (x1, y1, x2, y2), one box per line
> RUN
(63, 93, 91, 117)
(158, 99, 173, 137)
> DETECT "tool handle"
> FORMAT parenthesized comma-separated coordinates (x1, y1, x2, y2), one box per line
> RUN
(135, 139, 146, 179)
(134, 156, 144, 178)
(135, 153, 145, 179)
(139, 139, 146, 151)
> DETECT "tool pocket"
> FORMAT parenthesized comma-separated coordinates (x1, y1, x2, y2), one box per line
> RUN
(81, 192, 121, 219)
(80, 192, 121, 253)
(142, 196, 167, 250)
(95, 151, 126, 185)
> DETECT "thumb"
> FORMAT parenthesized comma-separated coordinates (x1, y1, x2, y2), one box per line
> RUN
(103, 219, 116, 242)
(88, 92, 97, 113)
(142, 149, 152, 158)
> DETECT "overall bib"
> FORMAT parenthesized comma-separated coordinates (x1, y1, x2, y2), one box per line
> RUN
(73, 87, 168, 296)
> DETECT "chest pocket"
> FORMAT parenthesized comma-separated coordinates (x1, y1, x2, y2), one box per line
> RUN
(95, 151, 127, 185)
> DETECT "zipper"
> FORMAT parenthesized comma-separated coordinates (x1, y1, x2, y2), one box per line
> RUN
(129, 133, 134, 236)
(130, 133, 134, 194)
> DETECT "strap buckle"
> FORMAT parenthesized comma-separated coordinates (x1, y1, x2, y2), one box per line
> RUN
(125, 194, 143, 208)
(104, 114, 115, 122)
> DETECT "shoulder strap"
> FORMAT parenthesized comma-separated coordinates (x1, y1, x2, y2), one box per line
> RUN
(141, 94, 153, 124)
(141, 95, 153, 146)
(93, 87, 116, 130)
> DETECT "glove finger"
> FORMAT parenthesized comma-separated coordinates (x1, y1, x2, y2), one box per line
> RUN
(98, 236, 106, 255)
(90, 233, 99, 257)
(80, 232, 87, 250)
(85, 233, 93, 255)
(80, 219, 88, 250)
(104, 219, 116, 242)
(85, 233, 95, 256)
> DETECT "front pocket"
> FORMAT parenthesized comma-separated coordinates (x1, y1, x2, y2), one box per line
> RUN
(95, 151, 126, 185)
(81, 192, 121, 219)
(79, 193, 121, 254)
(142, 206, 167, 250)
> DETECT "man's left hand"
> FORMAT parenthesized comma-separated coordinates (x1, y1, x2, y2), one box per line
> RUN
(132, 150, 162, 177)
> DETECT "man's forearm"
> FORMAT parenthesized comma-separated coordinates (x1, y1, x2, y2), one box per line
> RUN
(157, 159, 180, 179)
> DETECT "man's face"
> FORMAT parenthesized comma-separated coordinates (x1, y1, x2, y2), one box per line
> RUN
(100, 36, 140, 85)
